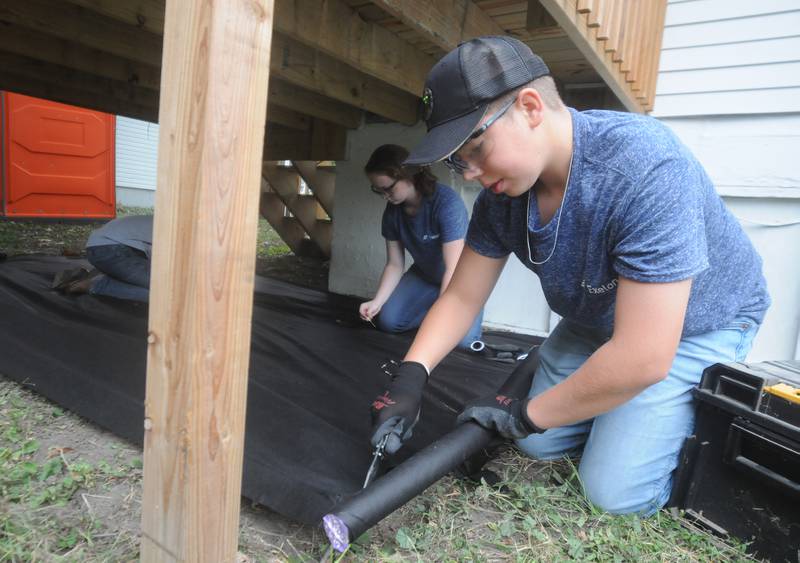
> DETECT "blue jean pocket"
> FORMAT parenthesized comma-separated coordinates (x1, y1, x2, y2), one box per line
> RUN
(718, 319, 757, 362)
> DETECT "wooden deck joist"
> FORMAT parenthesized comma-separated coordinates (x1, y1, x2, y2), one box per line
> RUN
(370, 0, 506, 51)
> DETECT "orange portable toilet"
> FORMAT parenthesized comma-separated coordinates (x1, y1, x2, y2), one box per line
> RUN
(1, 92, 116, 219)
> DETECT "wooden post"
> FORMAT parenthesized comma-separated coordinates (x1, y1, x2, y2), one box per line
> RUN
(140, 0, 274, 561)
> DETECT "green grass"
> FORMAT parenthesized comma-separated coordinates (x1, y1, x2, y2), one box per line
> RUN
(257, 219, 290, 258)
(0, 205, 290, 259)
(0, 218, 100, 257)
(310, 450, 755, 562)
(0, 380, 141, 562)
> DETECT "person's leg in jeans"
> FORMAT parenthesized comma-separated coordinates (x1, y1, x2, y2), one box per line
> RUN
(377, 268, 483, 350)
(516, 317, 759, 515)
(515, 320, 600, 460)
(377, 268, 439, 333)
(459, 309, 484, 349)
(86, 244, 151, 302)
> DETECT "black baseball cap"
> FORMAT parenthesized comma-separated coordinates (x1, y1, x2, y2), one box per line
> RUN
(405, 36, 550, 167)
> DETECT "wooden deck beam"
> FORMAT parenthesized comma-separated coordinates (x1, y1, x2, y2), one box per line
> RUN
(274, 0, 435, 95)
(527, 1, 559, 32)
(0, 0, 163, 67)
(64, 0, 422, 121)
(271, 33, 418, 124)
(139, 0, 274, 560)
(0, 72, 157, 122)
(68, 0, 434, 96)
(268, 79, 362, 129)
(0, 24, 162, 91)
(0, 49, 316, 132)
(263, 120, 347, 161)
(267, 105, 311, 131)
(370, 0, 505, 51)
(0, 52, 159, 110)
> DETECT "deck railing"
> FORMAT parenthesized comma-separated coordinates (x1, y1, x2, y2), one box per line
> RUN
(540, 0, 668, 112)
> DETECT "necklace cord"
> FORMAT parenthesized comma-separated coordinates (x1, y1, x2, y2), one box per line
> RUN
(526, 153, 574, 266)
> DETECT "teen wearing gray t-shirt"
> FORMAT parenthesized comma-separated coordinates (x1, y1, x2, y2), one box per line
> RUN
(368, 37, 769, 516)
(54, 215, 153, 302)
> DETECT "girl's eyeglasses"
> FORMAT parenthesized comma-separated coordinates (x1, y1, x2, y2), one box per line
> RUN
(443, 98, 515, 175)
(370, 178, 400, 195)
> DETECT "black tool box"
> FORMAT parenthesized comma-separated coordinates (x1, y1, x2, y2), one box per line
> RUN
(669, 360, 800, 562)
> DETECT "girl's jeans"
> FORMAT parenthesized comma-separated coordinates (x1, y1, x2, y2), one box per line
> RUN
(377, 267, 483, 349)
(516, 316, 759, 515)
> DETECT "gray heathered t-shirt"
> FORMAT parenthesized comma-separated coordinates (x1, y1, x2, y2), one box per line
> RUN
(382, 183, 469, 285)
(467, 108, 770, 336)
(87, 215, 154, 258)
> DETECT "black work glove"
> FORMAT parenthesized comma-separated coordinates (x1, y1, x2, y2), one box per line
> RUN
(456, 394, 545, 440)
(370, 361, 428, 455)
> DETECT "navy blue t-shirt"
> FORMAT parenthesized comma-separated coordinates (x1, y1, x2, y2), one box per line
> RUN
(467, 108, 770, 336)
(382, 183, 469, 285)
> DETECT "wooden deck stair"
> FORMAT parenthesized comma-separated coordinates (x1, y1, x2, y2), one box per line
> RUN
(292, 161, 335, 217)
(259, 160, 334, 258)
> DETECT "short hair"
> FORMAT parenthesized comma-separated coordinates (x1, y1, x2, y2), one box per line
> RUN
(489, 75, 563, 112)
(364, 144, 437, 197)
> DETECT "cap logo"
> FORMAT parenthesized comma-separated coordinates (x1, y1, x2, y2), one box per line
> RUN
(422, 87, 434, 121)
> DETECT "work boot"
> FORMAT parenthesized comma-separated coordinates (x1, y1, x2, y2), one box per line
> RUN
(52, 266, 90, 291)
(64, 269, 102, 295)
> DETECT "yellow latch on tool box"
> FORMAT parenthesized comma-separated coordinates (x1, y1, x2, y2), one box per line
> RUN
(764, 383, 800, 405)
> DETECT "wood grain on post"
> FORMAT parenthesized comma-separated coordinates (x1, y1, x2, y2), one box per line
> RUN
(140, 0, 274, 561)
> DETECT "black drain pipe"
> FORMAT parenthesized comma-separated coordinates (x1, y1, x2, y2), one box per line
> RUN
(322, 347, 540, 552)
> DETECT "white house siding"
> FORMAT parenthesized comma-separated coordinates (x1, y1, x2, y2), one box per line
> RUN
(115, 116, 159, 208)
(652, 0, 800, 361)
(653, 0, 800, 118)
(662, 115, 800, 361)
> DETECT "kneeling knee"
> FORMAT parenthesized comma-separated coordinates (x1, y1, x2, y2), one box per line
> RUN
(376, 313, 405, 333)
(515, 434, 574, 461)
(580, 471, 668, 516)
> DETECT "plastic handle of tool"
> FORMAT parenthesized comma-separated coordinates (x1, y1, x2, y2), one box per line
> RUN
(323, 346, 540, 546)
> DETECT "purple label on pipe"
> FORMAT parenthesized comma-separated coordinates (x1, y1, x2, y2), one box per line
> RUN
(322, 514, 350, 553)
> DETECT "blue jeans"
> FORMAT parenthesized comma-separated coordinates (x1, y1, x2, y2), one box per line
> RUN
(516, 316, 759, 516)
(377, 267, 483, 349)
(87, 244, 151, 302)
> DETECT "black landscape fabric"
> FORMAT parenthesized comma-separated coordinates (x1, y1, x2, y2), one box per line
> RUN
(0, 256, 539, 524)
